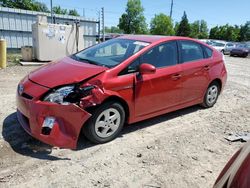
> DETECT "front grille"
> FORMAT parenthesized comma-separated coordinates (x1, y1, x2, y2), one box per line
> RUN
(21, 93, 33, 100)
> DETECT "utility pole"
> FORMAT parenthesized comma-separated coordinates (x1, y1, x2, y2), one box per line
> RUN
(50, 0, 53, 23)
(101, 7, 105, 42)
(170, 0, 173, 19)
(98, 10, 101, 43)
(82, 8, 85, 17)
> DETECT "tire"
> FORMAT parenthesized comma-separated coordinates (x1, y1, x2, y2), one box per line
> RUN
(221, 50, 225, 54)
(243, 53, 248, 58)
(83, 101, 125, 144)
(201, 82, 220, 108)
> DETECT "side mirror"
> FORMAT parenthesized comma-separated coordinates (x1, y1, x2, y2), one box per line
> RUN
(139, 63, 156, 74)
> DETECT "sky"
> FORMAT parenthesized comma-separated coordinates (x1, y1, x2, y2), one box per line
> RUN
(41, 0, 250, 28)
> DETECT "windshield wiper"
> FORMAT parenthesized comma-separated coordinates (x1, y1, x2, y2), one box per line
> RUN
(72, 55, 108, 68)
(77, 57, 99, 65)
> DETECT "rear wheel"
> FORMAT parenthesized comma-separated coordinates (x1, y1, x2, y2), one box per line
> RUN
(201, 82, 220, 108)
(84, 101, 125, 144)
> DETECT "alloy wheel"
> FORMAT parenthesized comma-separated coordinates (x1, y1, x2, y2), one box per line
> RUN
(95, 108, 121, 138)
(206, 85, 218, 105)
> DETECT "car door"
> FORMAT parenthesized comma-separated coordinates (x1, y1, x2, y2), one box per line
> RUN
(135, 41, 182, 117)
(178, 40, 211, 104)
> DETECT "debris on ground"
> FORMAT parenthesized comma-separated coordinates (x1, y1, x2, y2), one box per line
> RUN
(0, 56, 250, 187)
(136, 153, 142, 158)
(225, 132, 250, 142)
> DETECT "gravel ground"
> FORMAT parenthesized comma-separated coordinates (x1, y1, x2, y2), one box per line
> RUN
(0, 56, 249, 188)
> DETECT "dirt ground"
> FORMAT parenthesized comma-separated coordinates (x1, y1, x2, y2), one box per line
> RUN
(0, 56, 249, 188)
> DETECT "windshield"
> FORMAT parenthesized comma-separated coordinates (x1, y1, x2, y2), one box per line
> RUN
(226, 43, 234, 47)
(237, 44, 247, 48)
(72, 38, 150, 68)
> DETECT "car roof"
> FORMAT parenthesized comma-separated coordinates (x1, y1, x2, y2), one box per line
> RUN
(118, 35, 193, 43)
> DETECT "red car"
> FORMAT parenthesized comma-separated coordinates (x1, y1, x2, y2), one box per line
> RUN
(16, 35, 227, 149)
(214, 141, 250, 188)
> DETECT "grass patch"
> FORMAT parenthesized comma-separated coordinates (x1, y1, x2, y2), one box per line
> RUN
(7, 53, 22, 66)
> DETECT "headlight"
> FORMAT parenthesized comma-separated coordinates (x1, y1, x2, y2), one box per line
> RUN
(43, 85, 95, 105)
(43, 86, 74, 105)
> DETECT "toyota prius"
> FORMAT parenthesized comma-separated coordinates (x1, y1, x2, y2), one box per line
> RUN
(16, 35, 227, 149)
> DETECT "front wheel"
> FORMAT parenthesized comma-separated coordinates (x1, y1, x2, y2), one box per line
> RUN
(84, 102, 125, 144)
(201, 82, 220, 108)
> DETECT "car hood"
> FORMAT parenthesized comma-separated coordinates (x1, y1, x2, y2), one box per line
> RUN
(213, 46, 224, 50)
(28, 57, 108, 88)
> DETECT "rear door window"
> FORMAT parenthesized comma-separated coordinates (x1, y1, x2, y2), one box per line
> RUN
(179, 41, 204, 63)
(141, 41, 178, 68)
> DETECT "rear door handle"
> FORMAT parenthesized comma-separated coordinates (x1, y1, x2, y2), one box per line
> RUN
(204, 65, 210, 71)
(171, 74, 182, 80)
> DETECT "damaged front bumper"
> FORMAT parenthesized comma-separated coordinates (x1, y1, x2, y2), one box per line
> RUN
(16, 94, 91, 149)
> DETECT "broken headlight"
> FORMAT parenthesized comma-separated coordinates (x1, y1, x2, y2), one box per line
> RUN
(43, 85, 95, 105)
(43, 85, 75, 105)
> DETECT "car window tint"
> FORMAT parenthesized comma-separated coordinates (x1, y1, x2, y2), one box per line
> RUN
(133, 45, 144, 54)
(141, 41, 178, 68)
(227, 43, 234, 47)
(180, 41, 204, 63)
(204, 46, 213, 58)
(95, 42, 127, 57)
(119, 58, 140, 75)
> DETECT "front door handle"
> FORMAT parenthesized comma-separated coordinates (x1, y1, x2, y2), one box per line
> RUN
(171, 74, 182, 80)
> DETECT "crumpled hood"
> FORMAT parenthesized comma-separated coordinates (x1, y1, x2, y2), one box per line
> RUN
(28, 57, 107, 88)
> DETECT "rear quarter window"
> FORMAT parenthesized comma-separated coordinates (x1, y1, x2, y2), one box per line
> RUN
(179, 41, 204, 63)
(204, 46, 213, 58)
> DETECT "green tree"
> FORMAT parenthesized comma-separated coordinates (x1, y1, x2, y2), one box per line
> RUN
(224, 25, 240, 41)
(1, 0, 49, 12)
(150, 13, 174, 35)
(32, 1, 49, 12)
(111, 26, 123, 33)
(198, 20, 209, 38)
(190, 20, 200, 38)
(190, 20, 208, 38)
(174, 22, 179, 34)
(68, 9, 80, 16)
(52, 5, 67, 15)
(239, 21, 250, 41)
(176, 11, 191, 37)
(118, 0, 148, 34)
(1, 0, 33, 9)
(209, 26, 219, 39)
(105, 26, 123, 33)
(209, 24, 241, 41)
(104, 26, 111, 33)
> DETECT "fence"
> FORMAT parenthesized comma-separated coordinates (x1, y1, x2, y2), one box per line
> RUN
(0, 7, 99, 49)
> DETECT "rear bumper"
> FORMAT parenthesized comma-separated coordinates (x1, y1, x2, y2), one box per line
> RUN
(16, 94, 91, 149)
(222, 68, 227, 91)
